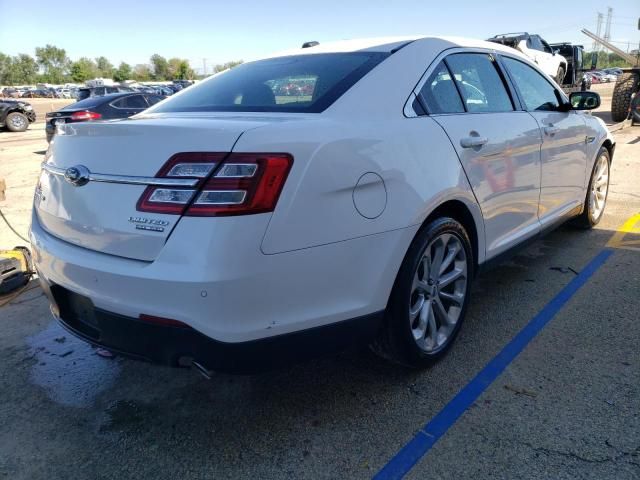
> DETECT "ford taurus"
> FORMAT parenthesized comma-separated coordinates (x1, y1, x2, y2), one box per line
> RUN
(31, 36, 614, 373)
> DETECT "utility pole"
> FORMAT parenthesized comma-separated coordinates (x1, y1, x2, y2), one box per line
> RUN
(594, 12, 603, 52)
(603, 7, 613, 44)
(202, 58, 207, 76)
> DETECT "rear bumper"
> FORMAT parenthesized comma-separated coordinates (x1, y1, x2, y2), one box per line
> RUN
(31, 209, 415, 344)
(42, 281, 383, 374)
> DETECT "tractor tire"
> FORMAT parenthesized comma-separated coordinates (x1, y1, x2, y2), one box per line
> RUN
(611, 72, 639, 122)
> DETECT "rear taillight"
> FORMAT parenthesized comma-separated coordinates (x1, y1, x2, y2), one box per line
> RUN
(70, 111, 102, 121)
(137, 152, 293, 217)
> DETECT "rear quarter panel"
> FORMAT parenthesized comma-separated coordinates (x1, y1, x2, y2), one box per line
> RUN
(235, 116, 484, 261)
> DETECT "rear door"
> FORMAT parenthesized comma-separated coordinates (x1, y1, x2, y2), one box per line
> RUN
(500, 56, 588, 225)
(418, 52, 542, 258)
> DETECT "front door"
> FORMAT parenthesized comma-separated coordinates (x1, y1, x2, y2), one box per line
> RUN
(501, 56, 588, 225)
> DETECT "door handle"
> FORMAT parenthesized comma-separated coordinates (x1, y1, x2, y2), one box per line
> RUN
(544, 125, 559, 136)
(460, 136, 488, 148)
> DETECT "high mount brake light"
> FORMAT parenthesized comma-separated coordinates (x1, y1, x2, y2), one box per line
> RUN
(136, 152, 293, 217)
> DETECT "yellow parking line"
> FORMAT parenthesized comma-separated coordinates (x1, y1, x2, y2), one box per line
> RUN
(606, 213, 640, 251)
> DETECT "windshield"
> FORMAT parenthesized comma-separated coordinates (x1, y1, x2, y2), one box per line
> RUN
(150, 52, 389, 114)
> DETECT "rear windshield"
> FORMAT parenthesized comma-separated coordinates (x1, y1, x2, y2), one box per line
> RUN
(150, 52, 389, 114)
(61, 96, 108, 110)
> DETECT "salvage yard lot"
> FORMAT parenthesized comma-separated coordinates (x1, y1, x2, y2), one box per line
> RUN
(0, 84, 639, 479)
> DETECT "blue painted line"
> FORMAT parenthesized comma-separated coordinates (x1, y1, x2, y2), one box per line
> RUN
(375, 248, 614, 480)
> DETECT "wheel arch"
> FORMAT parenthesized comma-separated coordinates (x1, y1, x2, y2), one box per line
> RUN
(423, 199, 481, 275)
(601, 138, 615, 163)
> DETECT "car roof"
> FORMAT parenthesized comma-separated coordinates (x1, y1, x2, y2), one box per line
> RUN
(262, 36, 528, 60)
(60, 92, 142, 110)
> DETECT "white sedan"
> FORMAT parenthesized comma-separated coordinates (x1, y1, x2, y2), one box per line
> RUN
(32, 36, 614, 373)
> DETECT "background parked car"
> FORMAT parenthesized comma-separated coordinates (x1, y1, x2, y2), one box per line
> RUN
(0, 99, 36, 132)
(602, 68, 622, 77)
(21, 89, 56, 98)
(45, 92, 165, 142)
(76, 85, 134, 101)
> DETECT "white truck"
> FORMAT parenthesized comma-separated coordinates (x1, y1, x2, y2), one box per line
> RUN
(487, 33, 568, 84)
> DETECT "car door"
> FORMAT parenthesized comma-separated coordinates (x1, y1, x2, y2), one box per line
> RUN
(501, 56, 588, 226)
(418, 52, 542, 258)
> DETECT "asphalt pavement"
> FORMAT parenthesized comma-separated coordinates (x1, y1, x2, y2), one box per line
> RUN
(0, 98, 638, 479)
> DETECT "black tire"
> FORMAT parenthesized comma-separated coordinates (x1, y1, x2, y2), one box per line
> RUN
(555, 66, 565, 85)
(573, 146, 610, 229)
(611, 72, 639, 122)
(370, 217, 473, 368)
(5, 112, 29, 132)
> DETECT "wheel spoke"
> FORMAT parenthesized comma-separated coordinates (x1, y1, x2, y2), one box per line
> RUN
(410, 293, 425, 321)
(439, 267, 465, 289)
(596, 174, 608, 188)
(430, 237, 447, 280)
(433, 296, 454, 326)
(439, 289, 464, 306)
(421, 254, 432, 282)
(439, 242, 460, 276)
(412, 301, 429, 341)
(426, 303, 438, 346)
(596, 160, 606, 180)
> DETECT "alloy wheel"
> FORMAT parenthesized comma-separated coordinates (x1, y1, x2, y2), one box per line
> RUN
(589, 153, 609, 222)
(409, 233, 468, 353)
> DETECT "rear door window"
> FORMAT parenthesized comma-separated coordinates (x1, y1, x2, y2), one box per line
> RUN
(145, 95, 164, 106)
(111, 95, 148, 109)
(445, 53, 514, 113)
(418, 61, 464, 114)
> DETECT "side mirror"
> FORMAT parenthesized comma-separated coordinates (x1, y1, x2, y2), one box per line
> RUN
(569, 91, 600, 110)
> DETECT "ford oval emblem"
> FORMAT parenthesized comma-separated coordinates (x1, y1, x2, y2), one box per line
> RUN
(64, 165, 90, 187)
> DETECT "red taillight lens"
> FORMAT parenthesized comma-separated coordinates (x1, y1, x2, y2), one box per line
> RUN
(136, 152, 293, 217)
(70, 111, 102, 121)
(136, 152, 227, 215)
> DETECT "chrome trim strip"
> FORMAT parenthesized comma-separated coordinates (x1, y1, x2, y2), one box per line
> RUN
(41, 162, 199, 187)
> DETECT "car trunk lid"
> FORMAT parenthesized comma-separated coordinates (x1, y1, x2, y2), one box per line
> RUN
(35, 115, 271, 261)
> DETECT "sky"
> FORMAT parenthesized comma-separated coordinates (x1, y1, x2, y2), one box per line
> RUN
(1, 0, 638, 73)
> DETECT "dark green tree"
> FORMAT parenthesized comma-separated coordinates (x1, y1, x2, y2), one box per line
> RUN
(167, 58, 194, 80)
(95, 56, 114, 78)
(35, 44, 70, 83)
(70, 57, 98, 82)
(113, 62, 132, 82)
(133, 64, 152, 81)
(0, 53, 38, 85)
(150, 54, 169, 80)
